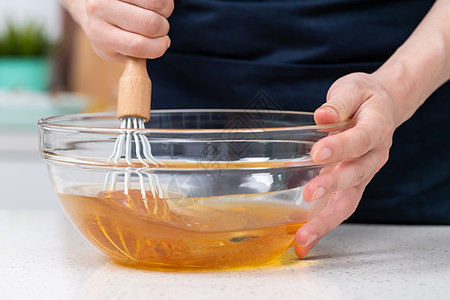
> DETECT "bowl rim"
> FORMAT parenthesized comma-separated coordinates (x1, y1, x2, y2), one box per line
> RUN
(38, 109, 349, 134)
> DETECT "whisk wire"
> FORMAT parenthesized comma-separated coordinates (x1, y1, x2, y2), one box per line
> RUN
(140, 134, 161, 166)
(133, 118, 149, 168)
(125, 118, 133, 165)
(138, 173, 146, 199)
(149, 174, 164, 198)
(103, 171, 119, 191)
(109, 133, 125, 163)
(105, 116, 165, 202)
(124, 172, 131, 195)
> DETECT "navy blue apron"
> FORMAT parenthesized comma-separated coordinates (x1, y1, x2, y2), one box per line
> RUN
(148, 0, 450, 224)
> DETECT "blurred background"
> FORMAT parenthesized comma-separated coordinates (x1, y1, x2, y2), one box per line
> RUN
(0, 1, 123, 210)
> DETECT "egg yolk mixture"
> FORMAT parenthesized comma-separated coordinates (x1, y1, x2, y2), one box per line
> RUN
(58, 189, 309, 270)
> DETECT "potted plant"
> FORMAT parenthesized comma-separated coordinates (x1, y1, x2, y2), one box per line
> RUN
(0, 20, 53, 91)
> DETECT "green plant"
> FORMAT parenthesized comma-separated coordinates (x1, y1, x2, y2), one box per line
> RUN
(0, 19, 53, 56)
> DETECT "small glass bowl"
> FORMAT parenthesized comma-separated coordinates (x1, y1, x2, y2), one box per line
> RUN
(39, 109, 348, 270)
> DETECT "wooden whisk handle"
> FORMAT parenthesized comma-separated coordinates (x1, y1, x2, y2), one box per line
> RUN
(117, 57, 152, 122)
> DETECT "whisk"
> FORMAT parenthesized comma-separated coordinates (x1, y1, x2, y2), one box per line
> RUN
(104, 57, 164, 200)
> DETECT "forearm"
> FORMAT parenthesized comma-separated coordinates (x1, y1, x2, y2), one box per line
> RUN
(374, 0, 450, 126)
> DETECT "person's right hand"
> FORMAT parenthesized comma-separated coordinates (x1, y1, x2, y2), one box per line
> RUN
(65, 0, 174, 62)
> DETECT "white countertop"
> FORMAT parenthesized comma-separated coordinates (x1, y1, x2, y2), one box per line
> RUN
(0, 209, 449, 300)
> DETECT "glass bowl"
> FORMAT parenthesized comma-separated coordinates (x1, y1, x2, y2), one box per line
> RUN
(38, 109, 348, 270)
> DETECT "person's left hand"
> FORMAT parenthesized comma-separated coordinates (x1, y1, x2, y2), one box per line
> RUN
(294, 72, 399, 258)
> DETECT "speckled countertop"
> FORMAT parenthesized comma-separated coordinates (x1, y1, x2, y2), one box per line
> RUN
(0, 209, 449, 300)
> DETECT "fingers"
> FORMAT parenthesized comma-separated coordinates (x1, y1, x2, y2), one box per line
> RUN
(84, 0, 173, 61)
(311, 118, 392, 164)
(102, 1, 170, 38)
(314, 73, 373, 125)
(90, 22, 171, 61)
(297, 72, 397, 259)
(303, 149, 387, 203)
(294, 237, 320, 259)
(120, 0, 175, 18)
(311, 100, 394, 164)
(295, 186, 365, 259)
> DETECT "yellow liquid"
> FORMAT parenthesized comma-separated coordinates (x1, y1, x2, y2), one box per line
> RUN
(58, 189, 309, 270)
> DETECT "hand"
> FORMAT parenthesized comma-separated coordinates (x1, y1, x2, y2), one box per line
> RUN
(295, 72, 397, 258)
(66, 0, 174, 62)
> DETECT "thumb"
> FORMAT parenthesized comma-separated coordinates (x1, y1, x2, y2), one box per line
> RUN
(314, 73, 371, 125)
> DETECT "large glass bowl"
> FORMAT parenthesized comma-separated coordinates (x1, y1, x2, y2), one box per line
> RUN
(38, 109, 348, 270)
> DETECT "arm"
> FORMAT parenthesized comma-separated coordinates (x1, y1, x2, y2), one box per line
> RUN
(61, 0, 174, 62)
(296, 0, 450, 258)
(375, 0, 450, 126)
